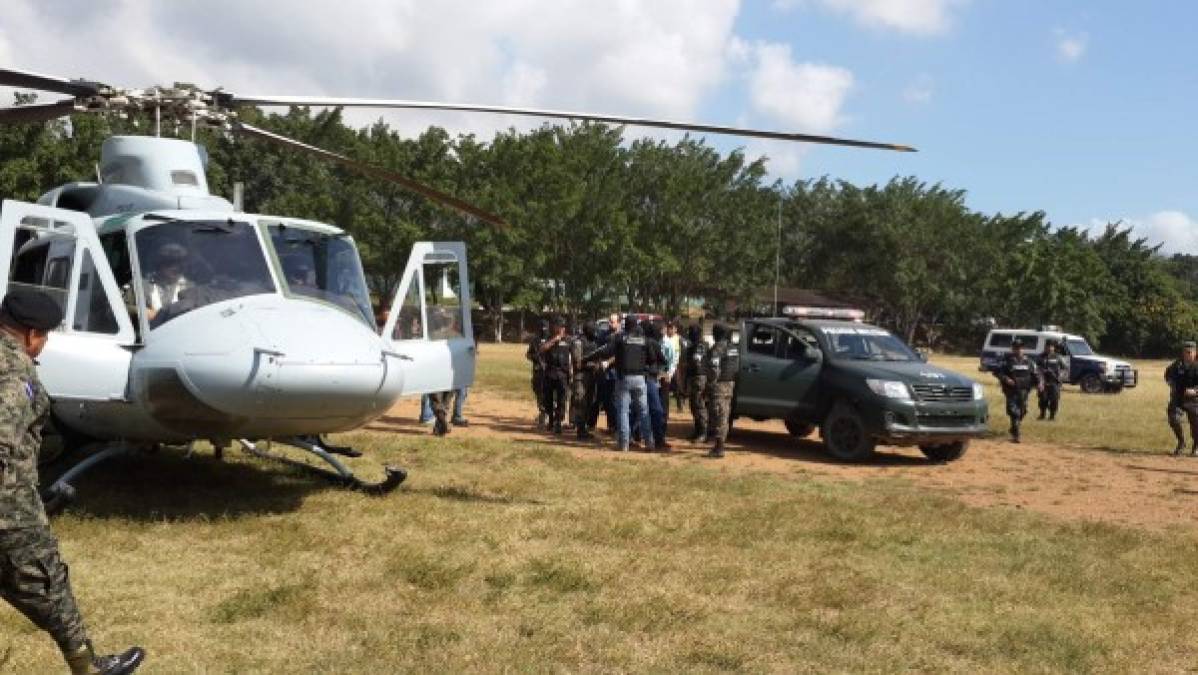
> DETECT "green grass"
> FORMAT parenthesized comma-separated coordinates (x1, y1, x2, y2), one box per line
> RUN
(3, 346, 1195, 672)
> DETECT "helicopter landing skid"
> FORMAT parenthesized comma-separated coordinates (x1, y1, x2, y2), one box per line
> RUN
(238, 438, 406, 495)
(40, 443, 132, 516)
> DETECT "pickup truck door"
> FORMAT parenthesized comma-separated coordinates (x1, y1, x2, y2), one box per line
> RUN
(737, 322, 822, 419)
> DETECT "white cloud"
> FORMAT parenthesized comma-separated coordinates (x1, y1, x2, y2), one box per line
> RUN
(0, 0, 743, 140)
(741, 42, 855, 177)
(749, 44, 854, 133)
(1078, 211, 1198, 255)
(777, 0, 965, 36)
(1055, 29, 1088, 63)
(0, 2, 885, 186)
(903, 73, 934, 104)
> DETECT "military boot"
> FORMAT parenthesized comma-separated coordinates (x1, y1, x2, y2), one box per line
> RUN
(535, 412, 548, 430)
(433, 418, 449, 436)
(706, 440, 725, 458)
(65, 642, 146, 675)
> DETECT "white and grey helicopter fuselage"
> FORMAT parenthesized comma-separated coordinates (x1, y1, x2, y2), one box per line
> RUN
(3, 135, 475, 502)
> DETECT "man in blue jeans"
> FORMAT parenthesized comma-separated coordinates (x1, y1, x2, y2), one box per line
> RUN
(586, 316, 653, 451)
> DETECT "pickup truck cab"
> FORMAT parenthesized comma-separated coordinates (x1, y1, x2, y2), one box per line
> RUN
(733, 318, 988, 462)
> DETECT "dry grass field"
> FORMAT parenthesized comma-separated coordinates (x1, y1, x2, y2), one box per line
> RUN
(4, 344, 1198, 672)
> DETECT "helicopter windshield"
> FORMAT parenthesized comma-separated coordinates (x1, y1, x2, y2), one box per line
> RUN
(133, 219, 276, 328)
(266, 224, 375, 327)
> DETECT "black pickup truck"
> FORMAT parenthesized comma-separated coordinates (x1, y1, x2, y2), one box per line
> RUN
(732, 318, 989, 462)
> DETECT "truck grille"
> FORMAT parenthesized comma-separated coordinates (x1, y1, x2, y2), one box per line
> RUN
(916, 413, 977, 428)
(911, 384, 973, 402)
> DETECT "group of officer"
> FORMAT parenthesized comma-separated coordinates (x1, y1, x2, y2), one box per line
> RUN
(526, 315, 739, 457)
(994, 337, 1067, 443)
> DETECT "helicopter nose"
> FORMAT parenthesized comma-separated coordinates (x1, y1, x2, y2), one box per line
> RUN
(146, 297, 401, 427)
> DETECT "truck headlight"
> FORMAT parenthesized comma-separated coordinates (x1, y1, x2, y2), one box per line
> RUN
(867, 379, 911, 400)
(973, 382, 985, 400)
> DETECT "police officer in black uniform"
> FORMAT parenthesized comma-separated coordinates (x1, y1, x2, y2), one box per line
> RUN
(995, 338, 1039, 443)
(586, 316, 654, 451)
(1165, 340, 1198, 456)
(525, 320, 550, 429)
(539, 316, 574, 435)
(1037, 340, 1067, 421)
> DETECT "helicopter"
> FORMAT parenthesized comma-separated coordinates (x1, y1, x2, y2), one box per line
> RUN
(0, 66, 915, 512)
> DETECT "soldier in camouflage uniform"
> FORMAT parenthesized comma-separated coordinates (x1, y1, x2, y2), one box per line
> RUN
(0, 288, 144, 674)
(683, 324, 709, 442)
(525, 320, 550, 429)
(1036, 340, 1067, 421)
(571, 322, 601, 440)
(703, 322, 740, 458)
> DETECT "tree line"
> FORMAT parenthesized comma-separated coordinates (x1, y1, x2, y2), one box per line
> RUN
(2, 100, 1195, 357)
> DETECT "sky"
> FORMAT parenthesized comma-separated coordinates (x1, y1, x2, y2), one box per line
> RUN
(1, 1, 1194, 252)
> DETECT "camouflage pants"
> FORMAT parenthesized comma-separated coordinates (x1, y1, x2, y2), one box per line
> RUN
(1004, 388, 1030, 436)
(1038, 384, 1061, 418)
(0, 525, 88, 655)
(571, 372, 596, 432)
(1168, 401, 1198, 445)
(687, 376, 708, 436)
(705, 381, 735, 443)
(429, 391, 451, 433)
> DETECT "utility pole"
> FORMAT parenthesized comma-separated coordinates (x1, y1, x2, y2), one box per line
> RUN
(773, 191, 783, 317)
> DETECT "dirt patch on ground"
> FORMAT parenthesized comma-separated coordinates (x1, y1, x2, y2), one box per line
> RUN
(366, 387, 1198, 531)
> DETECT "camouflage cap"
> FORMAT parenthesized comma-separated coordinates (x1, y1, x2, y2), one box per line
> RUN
(0, 287, 63, 331)
(1183, 340, 1197, 350)
(1011, 337, 1024, 348)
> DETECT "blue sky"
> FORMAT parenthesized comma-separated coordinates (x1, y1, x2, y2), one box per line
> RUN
(1, 1, 1192, 250)
(721, 2, 1196, 248)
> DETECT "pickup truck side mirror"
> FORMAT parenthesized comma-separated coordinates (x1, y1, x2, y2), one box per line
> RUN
(915, 349, 929, 363)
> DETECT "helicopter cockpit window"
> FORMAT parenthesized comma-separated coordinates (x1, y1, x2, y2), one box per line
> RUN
(132, 219, 276, 328)
(266, 224, 375, 327)
(423, 255, 464, 340)
(8, 219, 76, 325)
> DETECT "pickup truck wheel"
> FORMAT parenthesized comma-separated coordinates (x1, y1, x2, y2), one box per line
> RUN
(784, 419, 816, 438)
(822, 403, 876, 462)
(1079, 373, 1103, 394)
(919, 441, 968, 463)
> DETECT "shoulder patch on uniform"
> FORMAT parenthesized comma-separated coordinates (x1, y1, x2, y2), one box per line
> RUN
(21, 381, 33, 401)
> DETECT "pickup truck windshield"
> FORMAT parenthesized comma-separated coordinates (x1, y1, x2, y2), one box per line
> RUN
(1064, 338, 1093, 356)
(821, 326, 919, 362)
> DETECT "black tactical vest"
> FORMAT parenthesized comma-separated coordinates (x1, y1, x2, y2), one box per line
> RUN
(686, 341, 708, 377)
(547, 340, 572, 374)
(616, 334, 647, 376)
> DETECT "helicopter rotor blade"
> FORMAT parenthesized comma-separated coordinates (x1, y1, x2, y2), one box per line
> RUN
(225, 94, 917, 152)
(0, 67, 102, 98)
(0, 99, 77, 125)
(233, 122, 507, 227)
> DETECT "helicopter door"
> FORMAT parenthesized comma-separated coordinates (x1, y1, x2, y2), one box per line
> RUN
(0, 200, 135, 404)
(381, 242, 475, 396)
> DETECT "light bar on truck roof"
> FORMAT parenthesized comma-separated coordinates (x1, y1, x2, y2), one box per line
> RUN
(782, 306, 865, 321)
